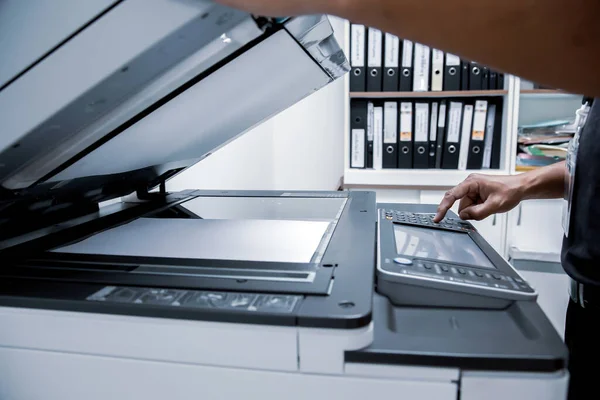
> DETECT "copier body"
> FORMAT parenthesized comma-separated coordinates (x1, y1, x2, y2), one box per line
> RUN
(0, 1, 569, 399)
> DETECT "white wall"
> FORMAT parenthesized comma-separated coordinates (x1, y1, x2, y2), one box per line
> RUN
(166, 121, 276, 191)
(518, 96, 582, 127)
(166, 17, 347, 193)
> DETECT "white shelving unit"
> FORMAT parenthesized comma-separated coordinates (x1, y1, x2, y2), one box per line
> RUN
(342, 78, 557, 191)
(338, 20, 583, 259)
(343, 168, 509, 189)
(341, 23, 518, 190)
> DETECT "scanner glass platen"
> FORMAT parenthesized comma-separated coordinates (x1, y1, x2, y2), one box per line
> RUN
(52, 196, 346, 264)
(53, 218, 330, 264)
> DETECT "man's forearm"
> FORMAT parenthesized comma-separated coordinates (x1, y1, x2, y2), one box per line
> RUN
(327, 0, 600, 97)
(519, 161, 566, 201)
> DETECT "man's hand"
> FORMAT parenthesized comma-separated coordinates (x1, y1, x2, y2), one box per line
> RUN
(433, 174, 526, 223)
(434, 162, 567, 222)
(214, 0, 333, 17)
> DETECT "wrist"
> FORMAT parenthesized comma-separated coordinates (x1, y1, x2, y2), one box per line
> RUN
(518, 172, 537, 201)
(518, 161, 566, 200)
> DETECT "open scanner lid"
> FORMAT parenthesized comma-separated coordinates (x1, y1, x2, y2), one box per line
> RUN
(0, 0, 348, 216)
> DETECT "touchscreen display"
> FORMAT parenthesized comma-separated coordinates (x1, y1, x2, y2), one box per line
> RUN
(393, 224, 495, 269)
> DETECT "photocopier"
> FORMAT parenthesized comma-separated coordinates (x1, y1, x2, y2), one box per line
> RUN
(0, 1, 569, 399)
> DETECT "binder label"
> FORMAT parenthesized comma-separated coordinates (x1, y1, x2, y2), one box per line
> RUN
(429, 102, 439, 141)
(482, 104, 496, 168)
(446, 53, 461, 66)
(413, 44, 430, 91)
(351, 25, 366, 67)
(367, 102, 375, 141)
(432, 49, 444, 91)
(373, 107, 384, 169)
(433, 49, 444, 72)
(368, 28, 383, 67)
(447, 102, 463, 143)
(415, 103, 429, 142)
(384, 102, 398, 143)
(472, 100, 489, 141)
(459, 105, 474, 170)
(351, 129, 365, 168)
(402, 40, 413, 67)
(400, 102, 413, 142)
(384, 34, 400, 67)
(438, 103, 447, 128)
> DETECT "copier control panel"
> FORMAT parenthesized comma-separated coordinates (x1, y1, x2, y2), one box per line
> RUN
(384, 210, 475, 233)
(377, 208, 537, 308)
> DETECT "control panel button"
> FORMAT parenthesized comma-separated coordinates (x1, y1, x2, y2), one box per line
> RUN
(475, 271, 483, 277)
(394, 257, 413, 265)
(492, 274, 502, 280)
(441, 266, 449, 272)
(458, 268, 466, 275)
(386, 210, 475, 233)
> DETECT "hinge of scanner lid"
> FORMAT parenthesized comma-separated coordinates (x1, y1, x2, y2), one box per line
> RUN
(122, 180, 167, 204)
(135, 180, 167, 201)
(123, 167, 187, 203)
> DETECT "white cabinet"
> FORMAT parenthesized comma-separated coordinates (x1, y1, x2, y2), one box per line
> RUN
(507, 199, 564, 261)
(504, 90, 579, 262)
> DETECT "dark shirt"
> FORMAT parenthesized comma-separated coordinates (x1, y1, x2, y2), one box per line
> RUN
(562, 99, 600, 286)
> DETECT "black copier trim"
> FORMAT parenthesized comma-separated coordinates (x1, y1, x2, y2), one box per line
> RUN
(346, 293, 568, 373)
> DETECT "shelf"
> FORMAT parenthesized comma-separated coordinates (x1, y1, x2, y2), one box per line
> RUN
(519, 89, 580, 99)
(349, 90, 508, 99)
(520, 89, 565, 95)
(343, 169, 509, 189)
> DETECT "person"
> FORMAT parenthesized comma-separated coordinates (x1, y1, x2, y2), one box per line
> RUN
(215, 1, 600, 399)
